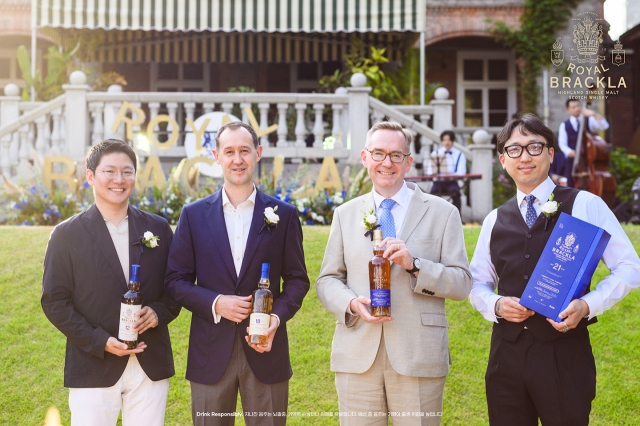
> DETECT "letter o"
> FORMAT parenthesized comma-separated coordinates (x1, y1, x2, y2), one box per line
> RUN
(147, 114, 179, 149)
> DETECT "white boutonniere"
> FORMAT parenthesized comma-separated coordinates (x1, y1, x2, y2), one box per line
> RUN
(540, 193, 561, 231)
(259, 206, 279, 234)
(361, 208, 380, 240)
(141, 231, 160, 248)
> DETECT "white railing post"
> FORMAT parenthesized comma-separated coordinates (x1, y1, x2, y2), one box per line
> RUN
(89, 102, 105, 145)
(222, 102, 233, 115)
(431, 87, 454, 135)
(294, 103, 307, 148)
(35, 115, 48, 158)
(104, 85, 123, 140)
(166, 102, 178, 133)
(62, 71, 91, 162)
(276, 103, 288, 147)
(331, 103, 344, 148)
(50, 108, 62, 155)
(18, 125, 29, 162)
(469, 129, 494, 222)
(1, 84, 21, 176)
(258, 103, 270, 146)
(203, 102, 214, 114)
(347, 73, 371, 160)
(313, 103, 324, 148)
(240, 102, 251, 124)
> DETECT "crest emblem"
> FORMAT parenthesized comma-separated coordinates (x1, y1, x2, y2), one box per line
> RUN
(563, 233, 577, 250)
(551, 38, 564, 67)
(570, 14, 605, 64)
(612, 39, 625, 66)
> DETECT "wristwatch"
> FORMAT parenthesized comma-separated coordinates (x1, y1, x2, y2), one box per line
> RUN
(406, 257, 420, 274)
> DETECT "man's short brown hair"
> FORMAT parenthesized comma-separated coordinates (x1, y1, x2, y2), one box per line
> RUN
(365, 121, 412, 152)
(85, 139, 137, 172)
(215, 121, 259, 150)
(496, 113, 556, 154)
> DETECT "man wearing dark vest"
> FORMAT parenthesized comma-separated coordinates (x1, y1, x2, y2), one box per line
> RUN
(469, 113, 640, 425)
(557, 98, 609, 187)
(426, 130, 467, 213)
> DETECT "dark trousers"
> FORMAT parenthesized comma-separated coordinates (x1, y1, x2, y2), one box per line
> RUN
(190, 329, 289, 426)
(430, 181, 461, 213)
(485, 329, 596, 426)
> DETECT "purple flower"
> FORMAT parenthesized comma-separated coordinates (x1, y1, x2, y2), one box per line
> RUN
(43, 193, 48, 198)
(14, 203, 21, 209)
(45, 209, 52, 215)
(306, 219, 315, 225)
(23, 220, 30, 226)
(83, 181, 90, 189)
(30, 186, 37, 195)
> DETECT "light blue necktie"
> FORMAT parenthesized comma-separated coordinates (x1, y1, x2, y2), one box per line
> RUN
(525, 195, 537, 228)
(379, 199, 397, 239)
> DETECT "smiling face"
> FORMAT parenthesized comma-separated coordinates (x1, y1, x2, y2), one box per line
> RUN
(86, 152, 136, 212)
(213, 126, 262, 191)
(499, 127, 554, 194)
(361, 128, 413, 198)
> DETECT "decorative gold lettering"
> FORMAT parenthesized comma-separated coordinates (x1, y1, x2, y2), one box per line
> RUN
(137, 156, 167, 191)
(112, 101, 146, 141)
(147, 115, 179, 149)
(43, 156, 77, 192)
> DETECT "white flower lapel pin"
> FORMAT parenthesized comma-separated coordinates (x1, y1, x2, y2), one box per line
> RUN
(141, 231, 160, 248)
(260, 206, 279, 234)
(540, 193, 561, 231)
(361, 208, 380, 240)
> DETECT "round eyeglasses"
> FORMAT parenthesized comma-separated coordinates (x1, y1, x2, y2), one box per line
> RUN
(365, 148, 411, 163)
(503, 142, 549, 159)
(97, 169, 136, 180)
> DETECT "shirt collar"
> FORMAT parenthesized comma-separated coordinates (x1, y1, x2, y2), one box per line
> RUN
(516, 177, 555, 207)
(373, 181, 413, 210)
(222, 185, 257, 209)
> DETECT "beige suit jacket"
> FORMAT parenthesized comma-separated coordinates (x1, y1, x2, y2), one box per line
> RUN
(316, 183, 472, 378)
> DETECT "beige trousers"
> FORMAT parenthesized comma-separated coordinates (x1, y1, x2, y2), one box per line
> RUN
(68, 355, 169, 426)
(335, 332, 445, 426)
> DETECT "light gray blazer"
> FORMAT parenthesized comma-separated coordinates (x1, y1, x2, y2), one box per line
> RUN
(316, 183, 472, 378)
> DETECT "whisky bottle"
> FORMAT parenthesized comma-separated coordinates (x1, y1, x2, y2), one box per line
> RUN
(118, 264, 143, 349)
(369, 229, 391, 317)
(249, 263, 273, 346)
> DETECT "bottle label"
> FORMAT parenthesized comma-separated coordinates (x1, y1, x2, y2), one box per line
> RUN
(249, 313, 270, 336)
(370, 289, 391, 307)
(118, 303, 142, 341)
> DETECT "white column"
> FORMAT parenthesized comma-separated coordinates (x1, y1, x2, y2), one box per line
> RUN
(276, 103, 288, 147)
(1, 84, 21, 175)
(258, 103, 270, 146)
(431, 87, 454, 135)
(313, 103, 324, 148)
(62, 71, 91, 162)
(469, 129, 494, 222)
(346, 73, 372, 160)
(294, 103, 307, 148)
(203, 102, 214, 114)
(331, 103, 344, 148)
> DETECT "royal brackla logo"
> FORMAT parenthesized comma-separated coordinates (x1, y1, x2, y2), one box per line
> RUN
(612, 39, 625, 67)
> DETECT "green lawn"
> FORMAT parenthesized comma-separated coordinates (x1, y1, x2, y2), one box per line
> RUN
(1, 225, 639, 425)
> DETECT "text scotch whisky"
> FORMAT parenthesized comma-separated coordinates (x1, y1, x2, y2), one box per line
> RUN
(249, 263, 273, 346)
(369, 229, 391, 317)
(118, 264, 142, 349)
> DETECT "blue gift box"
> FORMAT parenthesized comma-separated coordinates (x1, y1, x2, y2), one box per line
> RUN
(520, 212, 610, 322)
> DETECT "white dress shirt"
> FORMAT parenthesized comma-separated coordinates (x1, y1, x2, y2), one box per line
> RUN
(557, 115, 610, 157)
(104, 216, 130, 282)
(211, 187, 256, 324)
(425, 146, 467, 175)
(469, 177, 640, 323)
(372, 181, 415, 237)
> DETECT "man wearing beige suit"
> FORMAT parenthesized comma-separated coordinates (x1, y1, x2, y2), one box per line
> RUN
(316, 121, 472, 425)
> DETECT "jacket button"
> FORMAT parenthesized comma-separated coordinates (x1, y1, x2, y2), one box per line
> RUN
(235, 291, 240, 296)
(524, 275, 529, 280)
(527, 234, 532, 239)
(525, 254, 530, 259)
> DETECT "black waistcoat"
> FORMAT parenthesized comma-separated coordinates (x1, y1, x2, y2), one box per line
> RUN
(564, 118, 592, 150)
(490, 186, 596, 342)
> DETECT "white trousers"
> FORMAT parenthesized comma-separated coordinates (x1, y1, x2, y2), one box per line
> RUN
(69, 355, 169, 426)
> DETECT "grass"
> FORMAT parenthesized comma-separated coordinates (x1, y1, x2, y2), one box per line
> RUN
(1, 225, 639, 425)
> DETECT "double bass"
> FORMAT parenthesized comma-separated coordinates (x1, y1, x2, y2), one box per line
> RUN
(570, 100, 617, 207)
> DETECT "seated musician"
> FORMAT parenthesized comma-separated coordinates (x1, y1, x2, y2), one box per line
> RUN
(426, 130, 466, 213)
(557, 98, 609, 187)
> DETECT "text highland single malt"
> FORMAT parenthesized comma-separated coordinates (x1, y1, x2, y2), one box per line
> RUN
(249, 263, 273, 346)
(118, 264, 142, 349)
(369, 229, 391, 317)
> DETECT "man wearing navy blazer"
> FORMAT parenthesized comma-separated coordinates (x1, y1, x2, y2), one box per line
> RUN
(165, 121, 309, 426)
(42, 140, 181, 425)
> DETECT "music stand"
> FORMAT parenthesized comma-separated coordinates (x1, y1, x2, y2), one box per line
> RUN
(429, 154, 447, 196)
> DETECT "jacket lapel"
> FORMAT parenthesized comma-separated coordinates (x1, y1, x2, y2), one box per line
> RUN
(237, 190, 269, 283)
(81, 204, 128, 292)
(128, 206, 145, 270)
(398, 184, 430, 242)
(205, 191, 238, 282)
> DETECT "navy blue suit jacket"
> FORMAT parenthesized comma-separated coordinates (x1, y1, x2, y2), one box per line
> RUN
(165, 189, 309, 385)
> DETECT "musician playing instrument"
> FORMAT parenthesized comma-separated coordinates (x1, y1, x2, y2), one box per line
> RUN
(557, 98, 609, 187)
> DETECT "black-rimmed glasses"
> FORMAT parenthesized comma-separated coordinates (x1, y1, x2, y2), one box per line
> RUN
(365, 148, 411, 163)
(503, 142, 549, 158)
